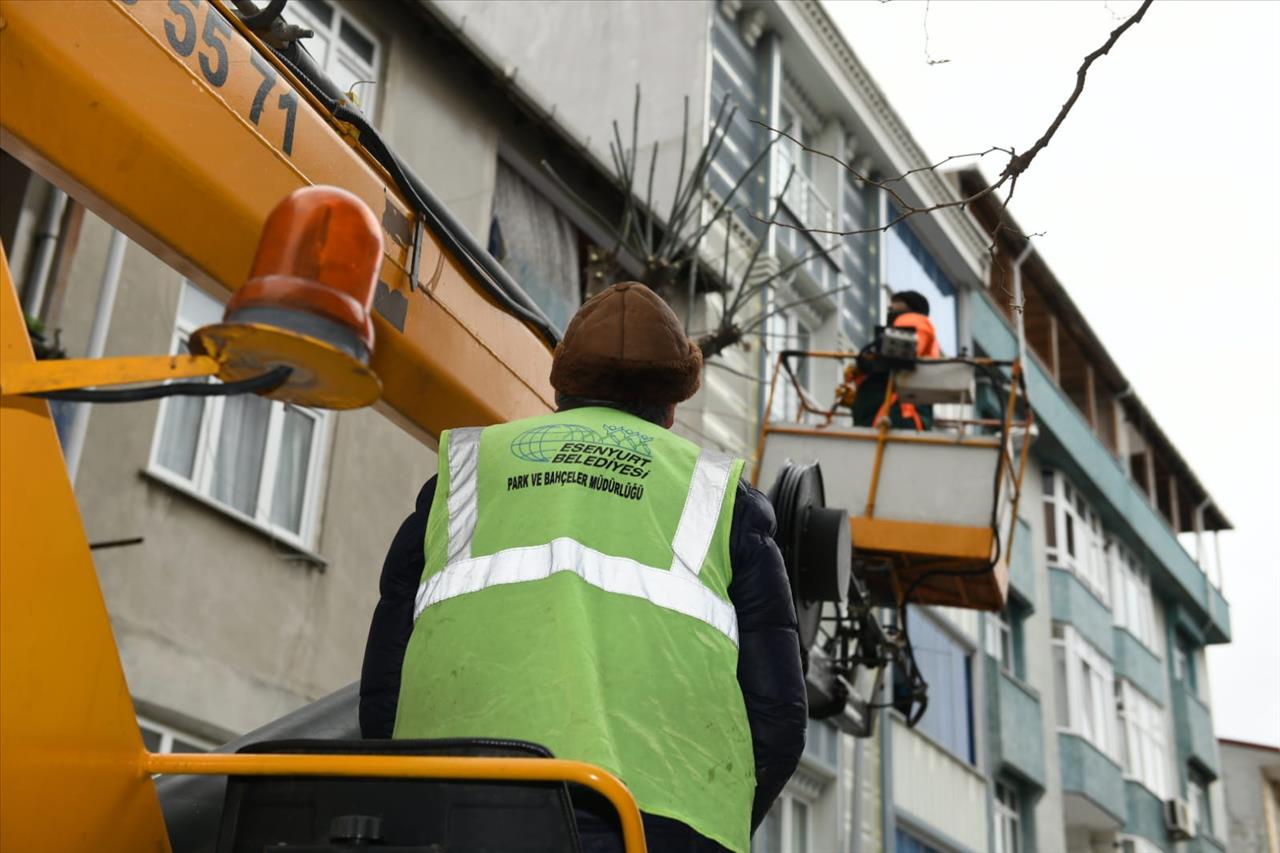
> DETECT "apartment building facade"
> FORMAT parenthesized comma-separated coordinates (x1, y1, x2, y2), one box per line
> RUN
(1, 1, 1233, 852)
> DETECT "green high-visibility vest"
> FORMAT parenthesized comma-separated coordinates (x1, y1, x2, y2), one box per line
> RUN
(394, 407, 754, 852)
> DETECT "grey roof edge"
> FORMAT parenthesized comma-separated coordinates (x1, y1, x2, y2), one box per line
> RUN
(951, 166, 1231, 532)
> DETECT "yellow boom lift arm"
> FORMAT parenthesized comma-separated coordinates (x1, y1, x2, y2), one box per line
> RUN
(0, 0, 645, 849)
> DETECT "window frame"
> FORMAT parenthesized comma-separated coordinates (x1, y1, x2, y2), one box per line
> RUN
(752, 789, 816, 853)
(986, 607, 1016, 677)
(993, 780, 1022, 853)
(1043, 468, 1111, 604)
(1188, 770, 1213, 838)
(897, 607, 976, 765)
(765, 311, 816, 422)
(1111, 542, 1161, 654)
(283, 0, 382, 118)
(1116, 679, 1169, 799)
(1052, 623, 1119, 760)
(146, 283, 333, 552)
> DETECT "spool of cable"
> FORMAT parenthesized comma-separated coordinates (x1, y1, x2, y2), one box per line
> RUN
(767, 461, 852, 658)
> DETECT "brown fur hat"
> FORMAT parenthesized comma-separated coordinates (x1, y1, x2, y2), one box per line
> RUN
(550, 282, 702, 406)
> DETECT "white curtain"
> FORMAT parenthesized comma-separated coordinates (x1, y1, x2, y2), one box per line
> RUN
(269, 406, 315, 533)
(156, 393, 206, 479)
(212, 394, 271, 516)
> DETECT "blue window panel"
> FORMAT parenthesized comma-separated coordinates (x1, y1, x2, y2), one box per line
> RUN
(885, 213, 958, 356)
(839, 176, 879, 347)
(902, 608, 975, 764)
(896, 826, 947, 853)
(710, 10, 766, 229)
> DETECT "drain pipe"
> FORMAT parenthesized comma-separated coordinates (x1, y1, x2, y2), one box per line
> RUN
(1011, 240, 1035, 364)
(21, 188, 68, 316)
(65, 229, 128, 483)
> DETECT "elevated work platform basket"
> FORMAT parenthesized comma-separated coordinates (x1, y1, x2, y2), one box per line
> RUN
(752, 351, 1034, 611)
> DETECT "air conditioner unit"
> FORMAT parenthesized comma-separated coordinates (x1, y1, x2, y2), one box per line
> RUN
(1163, 797, 1195, 841)
(1115, 839, 1137, 853)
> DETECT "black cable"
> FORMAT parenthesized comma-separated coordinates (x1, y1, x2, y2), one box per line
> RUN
(33, 366, 292, 403)
(889, 362, 1030, 729)
(262, 40, 562, 347)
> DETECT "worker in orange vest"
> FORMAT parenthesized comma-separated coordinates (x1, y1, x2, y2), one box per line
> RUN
(849, 290, 941, 430)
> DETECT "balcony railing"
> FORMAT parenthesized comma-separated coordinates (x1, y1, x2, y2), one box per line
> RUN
(1173, 684, 1218, 777)
(986, 665, 1046, 788)
(775, 149, 833, 233)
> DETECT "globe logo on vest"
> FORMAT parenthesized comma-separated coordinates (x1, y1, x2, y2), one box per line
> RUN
(510, 423, 654, 464)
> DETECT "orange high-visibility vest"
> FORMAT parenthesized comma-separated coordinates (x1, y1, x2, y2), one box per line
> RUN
(887, 312, 940, 428)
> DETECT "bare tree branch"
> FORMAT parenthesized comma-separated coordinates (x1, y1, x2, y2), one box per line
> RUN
(923, 0, 951, 66)
(748, 0, 1153, 240)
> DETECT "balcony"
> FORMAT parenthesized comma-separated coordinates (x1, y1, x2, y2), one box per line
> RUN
(1059, 732, 1125, 828)
(1049, 569, 1113, 656)
(985, 665, 1046, 788)
(1122, 780, 1167, 849)
(775, 149, 834, 233)
(970, 291, 1229, 644)
(1008, 516, 1035, 607)
(1113, 628, 1165, 704)
(1172, 684, 1218, 777)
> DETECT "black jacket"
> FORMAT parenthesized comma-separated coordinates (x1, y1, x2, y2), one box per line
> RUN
(359, 469, 807, 829)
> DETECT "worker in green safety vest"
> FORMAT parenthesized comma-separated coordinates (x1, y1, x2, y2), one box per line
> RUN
(360, 282, 807, 853)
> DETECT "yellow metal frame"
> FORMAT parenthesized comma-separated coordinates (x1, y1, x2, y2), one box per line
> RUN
(145, 752, 645, 852)
(0, 0, 556, 443)
(0, 353, 220, 395)
(751, 349, 1034, 611)
(0, 2, 647, 848)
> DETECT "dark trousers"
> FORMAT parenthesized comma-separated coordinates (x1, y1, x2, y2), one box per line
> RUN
(574, 800, 733, 853)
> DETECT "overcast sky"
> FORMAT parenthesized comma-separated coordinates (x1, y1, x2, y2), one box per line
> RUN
(824, 0, 1280, 747)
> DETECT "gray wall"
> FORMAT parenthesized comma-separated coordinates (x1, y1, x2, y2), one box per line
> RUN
(1219, 741, 1280, 853)
(61, 213, 433, 736)
(429, 0, 713, 223)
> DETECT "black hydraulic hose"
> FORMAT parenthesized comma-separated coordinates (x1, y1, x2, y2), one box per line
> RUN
(237, 0, 287, 30)
(33, 366, 292, 403)
(266, 39, 562, 347)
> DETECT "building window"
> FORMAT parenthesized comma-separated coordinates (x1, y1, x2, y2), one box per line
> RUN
(994, 780, 1022, 853)
(898, 609, 975, 764)
(1052, 623, 1118, 758)
(1189, 770, 1213, 838)
(752, 791, 813, 853)
(837, 173, 879, 348)
(137, 716, 215, 754)
(803, 719, 840, 772)
(1111, 543, 1160, 653)
(1172, 631, 1198, 693)
(284, 0, 382, 116)
(1116, 680, 1169, 798)
(985, 604, 1029, 680)
(765, 311, 814, 422)
(1042, 469, 1110, 604)
(489, 159, 582, 334)
(884, 214, 958, 356)
(148, 282, 332, 551)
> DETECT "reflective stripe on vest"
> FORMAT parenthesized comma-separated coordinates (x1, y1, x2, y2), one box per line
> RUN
(414, 430, 740, 645)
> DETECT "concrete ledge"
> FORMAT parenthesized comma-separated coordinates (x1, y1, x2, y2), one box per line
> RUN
(1050, 568, 1113, 657)
(986, 664, 1046, 788)
(1123, 779, 1170, 851)
(1113, 628, 1166, 704)
(1059, 732, 1125, 826)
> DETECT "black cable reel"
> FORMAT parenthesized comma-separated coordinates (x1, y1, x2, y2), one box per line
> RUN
(768, 461, 862, 722)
